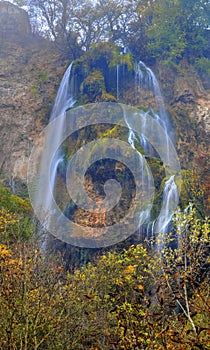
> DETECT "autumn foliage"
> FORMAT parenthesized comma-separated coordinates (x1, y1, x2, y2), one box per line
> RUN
(0, 183, 209, 350)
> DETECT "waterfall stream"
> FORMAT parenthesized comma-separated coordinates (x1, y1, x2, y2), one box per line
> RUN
(122, 60, 179, 239)
(155, 175, 179, 235)
(35, 57, 179, 246)
(51, 63, 75, 120)
(34, 62, 75, 230)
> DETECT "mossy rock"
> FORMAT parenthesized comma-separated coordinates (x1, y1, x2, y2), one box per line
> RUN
(73, 42, 135, 103)
(82, 70, 105, 102)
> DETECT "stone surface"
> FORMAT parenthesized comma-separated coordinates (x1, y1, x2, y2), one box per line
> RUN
(191, 98, 210, 134)
(0, 2, 67, 183)
(0, 1, 31, 47)
(157, 61, 210, 167)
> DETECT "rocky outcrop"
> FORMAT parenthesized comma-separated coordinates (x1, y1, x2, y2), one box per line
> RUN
(0, 1, 31, 47)
(0, 2, 68, 187)
(157, 61, 210, 167)
(191, 98, 210, 134)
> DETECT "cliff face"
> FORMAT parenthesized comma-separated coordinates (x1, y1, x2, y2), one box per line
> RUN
(0, 2, 67, 186)
(158, 62, 210, 166)
(0, 1, 31, 45)
(0, 2, 209, 190)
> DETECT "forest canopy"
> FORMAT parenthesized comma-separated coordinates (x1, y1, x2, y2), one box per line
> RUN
(13, 0, 210, 69)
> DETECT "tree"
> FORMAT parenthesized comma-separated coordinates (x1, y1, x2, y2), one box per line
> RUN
(146, 0, 186, 65)
(178, 0, 210, 59)
(12, 0, 210, 65)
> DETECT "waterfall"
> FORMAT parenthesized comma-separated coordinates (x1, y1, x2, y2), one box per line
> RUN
(34, 62, 75, 229)
(123, 61, 179, 241)
(9, 176, 15, 194)
(32, 56, 179, 247)
(50, 63, 75, 120)
(116, 64, 119, 100)
(135, 61, 167, 121)
(123, 109, 154, 228)
(154, 175, 179, 235)
(135, 61, 172, 157)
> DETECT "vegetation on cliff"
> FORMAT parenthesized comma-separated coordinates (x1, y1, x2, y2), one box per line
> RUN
(13, 0, 210, 75)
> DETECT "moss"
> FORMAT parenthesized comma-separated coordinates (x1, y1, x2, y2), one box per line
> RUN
(136, 105, 150, 113)
(101, 92, 117, 102)
(83, 70, 104, 86)
(109, 51, 134, 71)
(100, 124, 121, 138)
(73, 42, 135, 103)
(30, 84, 39, 95)
(73, 42, 116, 75)
(82, 70, 105, 102)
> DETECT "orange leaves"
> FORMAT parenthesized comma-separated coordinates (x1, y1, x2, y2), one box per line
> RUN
(83, 293, 94, 301)
(137, 284, 144, 290)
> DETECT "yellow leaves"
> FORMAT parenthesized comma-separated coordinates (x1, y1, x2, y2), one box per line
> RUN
(115, 278, 124, 286)
(9, 258, 20, 266)
(201, 219, 210, 242)
(124, 264, 137, 275)
(0, 208, 19, 234)
(80, 273, 87, 281)
(0, 244, 11, 258)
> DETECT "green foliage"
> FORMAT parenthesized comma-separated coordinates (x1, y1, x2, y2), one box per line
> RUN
(147, 0, 186, 66)
(109, 49, 134, 70)
(14, 0, 209, 68)
(195, 57, 210, 75)
(73, 42, 135, 103)
(82, 70, 105, 102)
(0, 183, 33, 242)
(0, 183, 31, 214)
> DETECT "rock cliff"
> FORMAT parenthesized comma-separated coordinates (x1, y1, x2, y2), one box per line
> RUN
(0, 1, 67, 188)
(156, 60, 209, 166)
(0, 1, 31, 45)
(0, 1, 209, 193)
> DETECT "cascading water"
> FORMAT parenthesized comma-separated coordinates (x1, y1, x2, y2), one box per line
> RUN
(34, 55, 179, 247)
(119, 60, 179, 240)
(35, 62, 75, 229)
(155, 175, 179, 235)
(135, 61, 172, 161)
(116, 64, 119, 100)
(137, 62, 178, 238)
(51, 63, 75, 120)
(123, 109, 154, 229)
